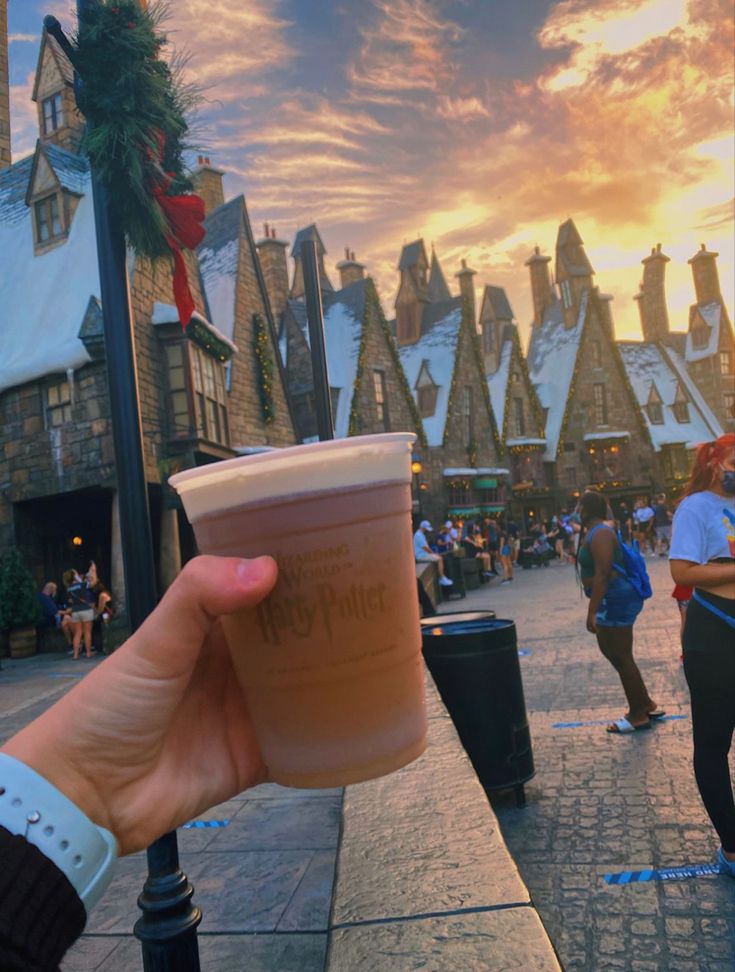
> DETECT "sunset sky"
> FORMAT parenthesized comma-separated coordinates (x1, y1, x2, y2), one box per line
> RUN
(7, 0, 734, 344)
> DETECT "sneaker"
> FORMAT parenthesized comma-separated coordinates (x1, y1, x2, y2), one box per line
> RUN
(717, 848, 735, 877)
(439, 576, 453, 587)
(501, 578, 511, 585)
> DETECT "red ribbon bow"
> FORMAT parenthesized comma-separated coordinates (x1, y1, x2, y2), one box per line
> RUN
(150, 134, 206, 328)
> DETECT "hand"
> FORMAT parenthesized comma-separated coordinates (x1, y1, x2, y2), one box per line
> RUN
(586, 607, 598, 634)
(1, 555, 278, 856)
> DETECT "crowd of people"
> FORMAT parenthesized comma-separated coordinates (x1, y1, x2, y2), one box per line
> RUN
(36, 561, 113, 659)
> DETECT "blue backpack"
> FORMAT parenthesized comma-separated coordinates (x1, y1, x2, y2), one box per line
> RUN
(612, 531, 652, 600)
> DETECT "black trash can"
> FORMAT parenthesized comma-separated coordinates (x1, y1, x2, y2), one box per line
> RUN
(421, 612, 534, 807)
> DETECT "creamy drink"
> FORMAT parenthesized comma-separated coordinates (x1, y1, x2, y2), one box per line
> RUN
(170, 434, 427, 788)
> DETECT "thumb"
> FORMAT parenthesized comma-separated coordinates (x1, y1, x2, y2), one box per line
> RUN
(128, 554, 278, 671)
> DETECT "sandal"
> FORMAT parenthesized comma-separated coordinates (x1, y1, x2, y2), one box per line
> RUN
(647, 709, 666, 720)
(606, 717, 652, 734)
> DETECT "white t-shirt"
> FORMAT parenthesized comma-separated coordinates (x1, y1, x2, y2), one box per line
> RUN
(413, 529, 430, 559)
(634, 506, 655, 524)
(669, 491, 735, 564)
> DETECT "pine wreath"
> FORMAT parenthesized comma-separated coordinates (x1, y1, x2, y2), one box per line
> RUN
(72, 0, 199, 261)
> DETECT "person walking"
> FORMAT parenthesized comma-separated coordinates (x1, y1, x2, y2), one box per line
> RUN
(499, 523, 514, 585)
(653, 493, 672, 556)
(669, 433, 735, 878)
(633, 498, 656, 555)
(577, 490, 662, 734)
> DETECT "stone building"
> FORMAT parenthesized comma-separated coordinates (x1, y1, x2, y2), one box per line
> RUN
(481, 286, 549, 524)
(393, 241, 506, 526)
(278, 227, 424, 455)
(527, 221, 658, 511)
(0, 26, 295, 624)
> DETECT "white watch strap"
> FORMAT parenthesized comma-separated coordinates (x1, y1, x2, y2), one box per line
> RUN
(0, 753, 117, 912)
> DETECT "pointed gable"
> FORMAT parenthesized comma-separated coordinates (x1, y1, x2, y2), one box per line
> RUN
(490, 326, 546, 448)
(197, 196, 242, 342)
(556, 219, 594, 278)
(427, 248, 451, 302)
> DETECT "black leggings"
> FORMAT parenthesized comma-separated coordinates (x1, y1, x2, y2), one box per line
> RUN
(682, 591, 735, 853)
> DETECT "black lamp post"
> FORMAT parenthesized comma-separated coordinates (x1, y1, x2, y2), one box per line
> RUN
(300, 234, 334, 442)
(411, 459, 423, 519)
(44, 5, 202, 970)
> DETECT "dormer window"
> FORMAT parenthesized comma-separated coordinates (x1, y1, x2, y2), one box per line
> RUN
(647, 384, 663, 425)
(415, 360, 438, 418)
(483, 323, 495, 353)
(672, 384, 690, 424)
(35, 194, 62, 244)
(42, 93, 63, 135)
(692, 323, 709, 348)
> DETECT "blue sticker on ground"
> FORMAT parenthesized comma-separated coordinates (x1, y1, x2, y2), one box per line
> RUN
(517, 648, 532, 657)
(182, 819, 230, 829)
(553, 715, 688, 729)
(605, 862, 720, 884)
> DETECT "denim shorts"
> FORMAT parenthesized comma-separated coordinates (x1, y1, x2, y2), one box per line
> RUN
(595, 577, 643, 628)
(71, 609, 94, 623)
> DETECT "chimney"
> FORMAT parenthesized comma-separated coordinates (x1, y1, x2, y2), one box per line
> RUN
(192, 156, 225, 216)
(256, 223, 290, 320)
(688, 243, 722, 306)
(525, 246, 552, 326)
(637, 243, 670, 342)
(455, 258, 477, 326)
(0, 0, 12, 168)
(336, 247, 366, 288)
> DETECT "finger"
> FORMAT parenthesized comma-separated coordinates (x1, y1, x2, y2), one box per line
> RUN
(125, 555, 278, 669)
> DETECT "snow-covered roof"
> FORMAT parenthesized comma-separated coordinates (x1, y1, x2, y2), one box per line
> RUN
(487, 339, 512, 436)
(685, 302, 721, 362)
(0, 150, 96, 393)
(619, 341, 721, 450)
(583, 431, 630, 441)
(443, 467, 510, 476)
(506, 437, 545, 447)
(320, 279, 367, 439)
(398, 300, 462, 446)
(151, 302, 238, 353)
(197, 196, 242, 343)
(527, 292, 588, 461)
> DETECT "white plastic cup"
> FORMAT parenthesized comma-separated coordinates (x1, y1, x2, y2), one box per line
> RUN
(170, 433, 426, 787)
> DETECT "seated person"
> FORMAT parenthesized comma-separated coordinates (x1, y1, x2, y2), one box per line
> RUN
(413, 521, 453, 587)
(37, 582, 73, 645)
(462, 527, 493, 577)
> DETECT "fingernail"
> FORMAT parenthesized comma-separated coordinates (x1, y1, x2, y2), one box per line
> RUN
(236, 556, 276, 585)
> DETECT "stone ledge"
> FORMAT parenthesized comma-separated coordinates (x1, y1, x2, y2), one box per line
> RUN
(326, 675, 560, 971)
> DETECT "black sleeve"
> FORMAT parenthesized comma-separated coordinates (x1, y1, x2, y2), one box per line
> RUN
(0, 826, 86, 972)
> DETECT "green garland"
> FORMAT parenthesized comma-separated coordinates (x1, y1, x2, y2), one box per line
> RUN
(72, 1, 198, 258)
(253, 313, 275, 424)
(186, 317, 233, 363)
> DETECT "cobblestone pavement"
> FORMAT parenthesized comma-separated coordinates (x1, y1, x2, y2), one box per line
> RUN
(458, 557, 735, 972)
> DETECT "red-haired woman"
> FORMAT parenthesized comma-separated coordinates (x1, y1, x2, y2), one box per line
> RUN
(670, 433, 735, 879)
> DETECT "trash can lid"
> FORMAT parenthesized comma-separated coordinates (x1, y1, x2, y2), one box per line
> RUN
(421, 613, 514, 639)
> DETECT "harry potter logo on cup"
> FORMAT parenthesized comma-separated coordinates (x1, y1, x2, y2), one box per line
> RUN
(256, 581, 388, 645)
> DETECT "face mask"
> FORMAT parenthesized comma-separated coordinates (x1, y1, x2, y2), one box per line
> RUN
(721, 469, 735, 495)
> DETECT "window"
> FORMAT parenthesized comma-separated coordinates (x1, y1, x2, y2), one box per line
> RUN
(372, 369, 389, 431)
(663, 446, 688, 480)
(724, 392, 735, 418)
(417, 383, 437, 417)
(673, 401, 690, 423)
(42, 93, 63, 135)
(647, 401, 664, 424)
(593, 383, 608, 425)
(672, 384, 689, 424)
(483, 323, 495, 353)
(463, 386, 474, 446)
(560, 279, 572, 309)
(692, 325, 708, 348)
(45, 379, 72, 427)
(164, 341, 230, 446)
(513, 397, 525, 437)
(165, 343, 190, 436)
(720, 350, 733, 376)
(35, 195, 62, 243)
(448, 480, 472, 506)
(590, 340, 602, 368)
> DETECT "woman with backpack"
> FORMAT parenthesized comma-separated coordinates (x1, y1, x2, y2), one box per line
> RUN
(577, 490, 662, 734)
(669, 433, 735, 879)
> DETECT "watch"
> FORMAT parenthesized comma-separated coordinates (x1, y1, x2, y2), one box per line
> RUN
(0, 753, 117, 912)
